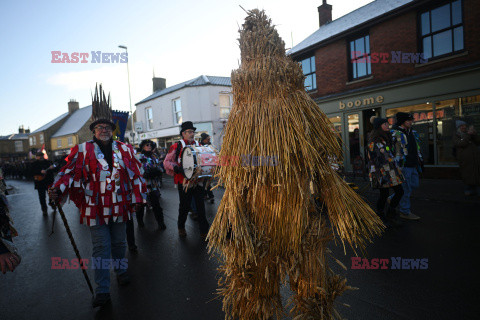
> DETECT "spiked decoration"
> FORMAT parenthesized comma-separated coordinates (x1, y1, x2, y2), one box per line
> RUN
(89, 83, 115, 131)
(207, 9, 384, 320)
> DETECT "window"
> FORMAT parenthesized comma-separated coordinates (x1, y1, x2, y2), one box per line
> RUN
(32, 136, 36, 145)
(68, 136, 73, 146)
(57, 139, 62, 148)
(14, 141, 23, 152)
(146, 107, 153, 130)
(29, 137, 33, 146)
(300, 56, 316, 91)
(435, 95, 480, 165)
(420, 0, 463, 60)
(39, 133, 44, 144)
(219, 94, 231, 119)
(173, 99, 182, 124)
(349, 35, 371, 80)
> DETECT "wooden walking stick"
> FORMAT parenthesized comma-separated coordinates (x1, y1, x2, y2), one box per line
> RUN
(52, 201, 94, 296)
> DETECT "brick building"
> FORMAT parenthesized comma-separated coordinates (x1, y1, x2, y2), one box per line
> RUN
(50, 104, 93, 158)
(0, 126, 30, 161)
(28, 100, 77, 156)
(289, 0, 480, 177)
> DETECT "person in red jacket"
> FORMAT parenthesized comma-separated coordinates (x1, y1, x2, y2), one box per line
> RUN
(49, 85, 146, 308)
(164, 121, 210, 238)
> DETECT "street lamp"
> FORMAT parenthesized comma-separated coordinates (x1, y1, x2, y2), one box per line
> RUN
(118, 45, 135, 145)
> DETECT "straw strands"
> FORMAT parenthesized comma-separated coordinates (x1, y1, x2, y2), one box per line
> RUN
(208, 9, 384, 319)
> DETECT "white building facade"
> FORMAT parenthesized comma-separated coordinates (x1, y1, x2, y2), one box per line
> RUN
(135, 75, 232, 149)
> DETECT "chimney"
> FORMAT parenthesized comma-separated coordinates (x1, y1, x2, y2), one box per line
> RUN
(152, 77, 166, 93)
(18, 125, 25, 134)
(318, 0, 332, 27)
(68, 99, 79, 114)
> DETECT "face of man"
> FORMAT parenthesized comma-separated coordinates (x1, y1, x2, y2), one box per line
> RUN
(381, 122, 390, 132)
(402, 120, 413, 129)
(93, 124, 113, 142)
(459, 124, 467, 133)
(182, 129, 195, 142)
(143, 144, 152, 152)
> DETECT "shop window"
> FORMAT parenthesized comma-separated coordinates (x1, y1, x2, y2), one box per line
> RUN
(349, 34, 371, 80)
(419, 0, 464, 60)
(347, 114, 361, 164)
(386, 103, 435, 165)
(301, 56, 316, 91)
(328, 115, 342, 138)
(436, 95, 480, 165)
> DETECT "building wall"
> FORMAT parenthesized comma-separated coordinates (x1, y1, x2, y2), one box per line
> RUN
(29, 115, 70, 153)
(307, 0, 480, 98)
(0, 138, 29, 160)
(50, 135, 78, 151)
(135, 85, 232, 147)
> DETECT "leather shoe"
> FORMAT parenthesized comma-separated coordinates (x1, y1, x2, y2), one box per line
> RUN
(178, 228, 187, 237)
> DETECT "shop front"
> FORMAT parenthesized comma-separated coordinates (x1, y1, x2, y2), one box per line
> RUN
(316, 66, 480, 178)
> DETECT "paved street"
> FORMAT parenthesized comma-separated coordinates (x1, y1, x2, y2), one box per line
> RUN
(0, 177, 478, 320)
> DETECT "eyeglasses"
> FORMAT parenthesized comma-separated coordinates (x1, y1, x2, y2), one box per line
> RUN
(95, 126, 112, 132)
(184, 130, 195, 134)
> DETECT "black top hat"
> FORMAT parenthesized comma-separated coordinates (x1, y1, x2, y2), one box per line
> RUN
(89, 84, 116, 131)
(395, 112, 414, 126)
(139, 139, 157, 150)
(180, 121, 196, 134)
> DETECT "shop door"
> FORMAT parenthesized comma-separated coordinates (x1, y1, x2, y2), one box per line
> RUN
(345, 112, 362, 173)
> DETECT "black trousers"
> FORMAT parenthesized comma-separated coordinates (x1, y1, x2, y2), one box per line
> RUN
(126, 190, 164, 247)
(377, 184, 404, 214)
(37, 186, 47, 211)
(136, 190, 164, 224)
(203, 180, 214, 199)
(177, 184, 209, 234)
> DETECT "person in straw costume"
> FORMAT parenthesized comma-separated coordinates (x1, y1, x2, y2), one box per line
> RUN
(207, 9, 384, 320)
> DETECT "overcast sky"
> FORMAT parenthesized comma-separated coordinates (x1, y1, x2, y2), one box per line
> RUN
(0, 0, 373, 135)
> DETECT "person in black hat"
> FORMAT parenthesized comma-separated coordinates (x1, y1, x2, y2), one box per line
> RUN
(31, 152, 55, 215)
(126, 139, 166, 250)
(164, 121, 210, 238)
(366, 117, 404, 227)
(49, 84, 146, 307)
(390, 112, 423, 220)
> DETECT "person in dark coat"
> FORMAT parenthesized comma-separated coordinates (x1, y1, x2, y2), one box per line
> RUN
(30, 152, 54, 215)
(367, 117, 404, 227)
(454, 120, 480, 196)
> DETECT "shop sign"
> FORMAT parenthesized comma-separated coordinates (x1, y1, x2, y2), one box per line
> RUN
(339, 96, 384, 110)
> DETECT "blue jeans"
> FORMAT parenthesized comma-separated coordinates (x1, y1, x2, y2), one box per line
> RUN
(89, 222, 127, 294)
(398, 167, 419, 214)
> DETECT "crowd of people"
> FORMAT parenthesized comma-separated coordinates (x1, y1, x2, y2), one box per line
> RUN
(366, 112, 480, 228)
(2, 107, 479, 309)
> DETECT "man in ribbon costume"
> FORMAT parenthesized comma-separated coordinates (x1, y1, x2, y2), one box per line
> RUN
(207, 10, 383, 319)
(49, 84, 146, 307)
